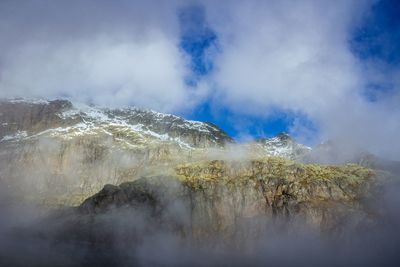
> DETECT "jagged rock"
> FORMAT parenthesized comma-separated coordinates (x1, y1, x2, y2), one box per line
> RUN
(0, 98, 395, 217)
(0, 99, 234, 205)
(0, 98, 233, 147)
(105, 108, 233, 148)
(1, 98, 397, 266)
(76, 158, 382, 241)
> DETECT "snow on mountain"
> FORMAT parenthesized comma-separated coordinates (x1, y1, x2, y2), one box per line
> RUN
(0, 130, 28, 142)
(255, 133, 311, 160)
(0, 98, 233, 149)
(0, 98, 317, 160)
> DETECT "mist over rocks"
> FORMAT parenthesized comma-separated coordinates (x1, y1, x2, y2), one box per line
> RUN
(0, 98, 396, 209)
(0, 99, 235, 206)
(0, 99, 399, 266)
(5, 164, 397, 267)
(78, 160, 380, 236)
(0, 98, 324, 207)
(0, 0, 399, 265)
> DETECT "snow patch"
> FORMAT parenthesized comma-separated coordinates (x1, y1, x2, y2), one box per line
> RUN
(1, 131, 28, 142)
(258, 135, 312, 159)
(1, 101, 218, 149)
(2, 98, 49, 105)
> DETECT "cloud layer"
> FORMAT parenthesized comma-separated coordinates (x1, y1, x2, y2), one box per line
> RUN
(0, 0, 202, 112)
(203, 0, 400, 158)
(0, 0, 399, 159)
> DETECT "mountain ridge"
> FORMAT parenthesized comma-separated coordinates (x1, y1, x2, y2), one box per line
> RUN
(0, 98, 233, 149)
(0, 98, 397, 267)
(0, 98, 394, 208)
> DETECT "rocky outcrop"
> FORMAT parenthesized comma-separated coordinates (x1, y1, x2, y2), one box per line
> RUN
(1, 99, 398, 267)
(0, 98, 394, 215)
(77, 158, 381, 241)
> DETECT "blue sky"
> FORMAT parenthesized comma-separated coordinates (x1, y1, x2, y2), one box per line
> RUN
(179, 6, 294, 140)
(351, 0, 400, 65)
(179, 5, 298, 140)
(351, 0, 400, 104)
(180, 0, 400, 143)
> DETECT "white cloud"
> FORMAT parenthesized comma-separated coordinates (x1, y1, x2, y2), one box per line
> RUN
(0, 36, 192, 111)
(0, 0, 399, 159)
(205, 0, 366, 113)
(0, 0, 203, 112)
(202, 0, 400, 159)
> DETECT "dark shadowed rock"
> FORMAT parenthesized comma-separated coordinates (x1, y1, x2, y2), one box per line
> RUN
(74, 158, 385, 243)
(0, 99, 79, 139)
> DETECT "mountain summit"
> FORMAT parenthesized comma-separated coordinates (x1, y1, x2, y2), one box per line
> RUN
(0, 98, 233, 148)
(255, 132, 311, 160)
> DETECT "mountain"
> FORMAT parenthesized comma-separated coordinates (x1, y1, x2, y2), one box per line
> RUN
(0, 98, 393, 207)
(0, 98, 233, 148)
(0, 98, 397, 266)
(0, 99, 393, 225)
(0, 98, 237, 205)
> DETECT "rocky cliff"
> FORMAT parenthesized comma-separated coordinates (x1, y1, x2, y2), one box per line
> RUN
(0, 98, 398, 267)
(75, 158, 382, 242)
(0, 98, 233, 148)
(0, 99, 234, 205)
(0, 98, 393, 235)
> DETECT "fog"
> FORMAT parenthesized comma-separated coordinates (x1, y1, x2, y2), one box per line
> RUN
(0, 173, 399, 267)
(0, 0, 399, 266)
(0, 107, 399, 266)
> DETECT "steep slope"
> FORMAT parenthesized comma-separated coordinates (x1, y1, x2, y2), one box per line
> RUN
(0, 98, 233, 148)
(0, 98, 233, 205)
(0, 99, 77, 140)
(0, 98, 397, 267)
(0, 98, 394, 210)
(62, 157, 384, 245)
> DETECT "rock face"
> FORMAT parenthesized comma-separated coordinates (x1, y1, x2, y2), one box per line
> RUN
(0, 98, 392, 236)
(1, 98, 398, 267)
(0, 98, 325, 207)
(0, 98, 233, 148)
(0, 99, 234, 205)
(77, 158, 380, 241)
(0, 99, 76, 140)
(104, 108, 233, 148)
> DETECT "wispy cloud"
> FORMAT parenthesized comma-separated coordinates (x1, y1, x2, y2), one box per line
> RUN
(202, 0, 400, 159)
